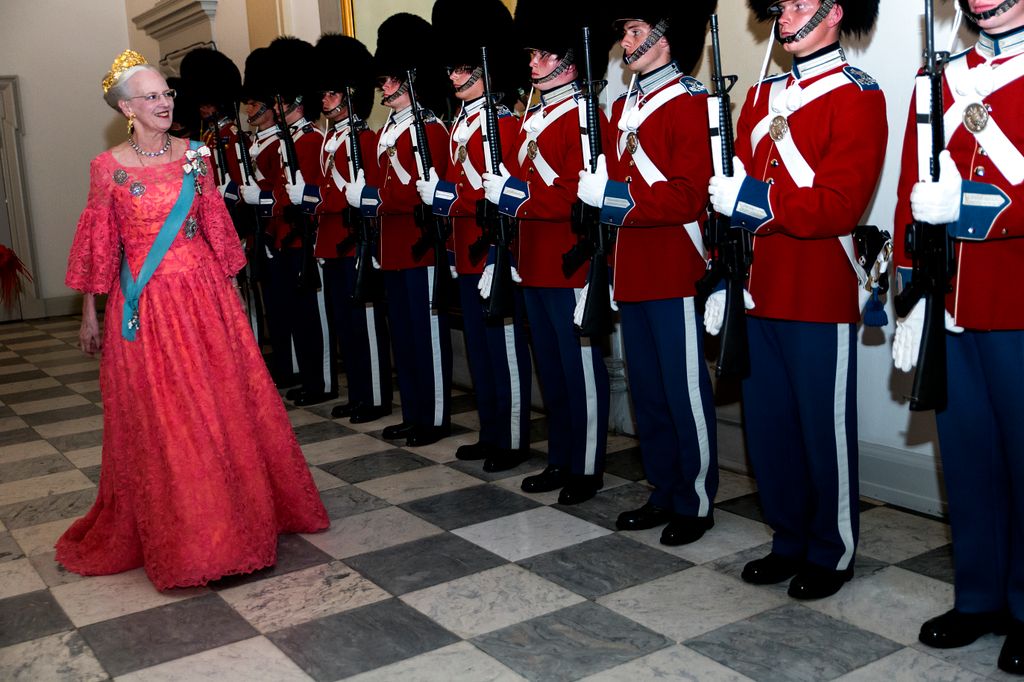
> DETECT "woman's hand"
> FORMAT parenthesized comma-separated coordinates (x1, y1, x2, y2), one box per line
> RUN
(79, 294, 102, 355)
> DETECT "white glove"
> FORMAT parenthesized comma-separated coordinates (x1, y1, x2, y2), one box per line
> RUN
(476, 263, 521, 299)
(345, 169, 366, 208)
(239, 182, 262, 206)
(415, 167, 439, 206)
(708, 157, 748, 217)
(482, 164, 511, 206)
(285, 169, 306, 206)
(892, 301, 964, 372)
(450, 265, 459, 279)
(577, 154, 609, 208)
(910, 151, 963, 225)
(573, 283, 618, 327)
(217, 181, 229, 198)
(703, 288, 756, 336)
(355, 254, 381, 272)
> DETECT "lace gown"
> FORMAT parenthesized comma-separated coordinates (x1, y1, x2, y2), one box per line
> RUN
(57, 147, 329, 590)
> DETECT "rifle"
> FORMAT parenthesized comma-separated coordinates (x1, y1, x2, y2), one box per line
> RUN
(893, 0, 956, 411)
(563, 25, 616, 337)
(272, 94, 321, 292)
(203, 116, 230, 187)
(477, 46, 518, 324)
(340, 86, 383, 303)
(407, 68, 455, 312)
(695, 14, 751, 379)
(232, 106, 265, 283)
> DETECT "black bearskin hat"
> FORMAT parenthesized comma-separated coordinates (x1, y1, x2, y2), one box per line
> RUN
(374, 13, 448, 115)
(314, 33, 375, 119)
(515, 0, 617, 81)
(241, 47, 274, 104)
(616, 0, 717, 75)
(748, 0, 880, 38)
(266, 36, 317, 111)
(179, 47, 241, 113)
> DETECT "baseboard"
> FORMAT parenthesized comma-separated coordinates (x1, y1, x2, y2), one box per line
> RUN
(858, 441, 946, 517)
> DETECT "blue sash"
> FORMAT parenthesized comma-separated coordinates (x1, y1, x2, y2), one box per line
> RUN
(119, 140, 200, 341)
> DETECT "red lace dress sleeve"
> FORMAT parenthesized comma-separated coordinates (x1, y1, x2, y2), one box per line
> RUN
(196, 156, 247, 278)
(66, 154, 120, 293)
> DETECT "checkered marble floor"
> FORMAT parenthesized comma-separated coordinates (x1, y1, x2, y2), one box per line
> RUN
(0, 317, 1006, 681)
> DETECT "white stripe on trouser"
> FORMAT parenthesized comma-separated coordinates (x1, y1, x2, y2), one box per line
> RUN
(833, 324, 855, 570)
(574, 287, 599, 475)
(427, 266, 444, 426)
(683, 297, 711, 516)
(502, 322, 522, 449)
(290, 334, 299, 374)
(365, 304, 382, 406)
(315, 260, 332, 392)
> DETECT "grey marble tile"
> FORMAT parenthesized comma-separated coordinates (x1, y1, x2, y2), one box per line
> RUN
(79, 464, 102, 485)
(0, 531, 26, 562)
(292, 421, 355, 445)
(835, 646, 987, 682)
(0, 427, 42, 449)
(343, 641, 527, 682)
(209, 534, 333, 590)
(603, 446, 647, 482)
(29, 551, 85, 587)
(399, 483, 542, 530)
(115, 635, 313, 682)
(0, 453, 74, 484)
(0, 589, 74, 648)
(910, 633, 1015, 680)
(0, 630, 108, 682)
(345, 532, 506, 596)
(316, 484, 389, 520)
(20, 403, 104, 427)
(28, 352, 96, 369)
(0, 369, 48, 385)
(473, 601, 672, 682)
(715, 492, 766, 524)
(320, 448, 434, 483)
(46, 429, 104, 453)
(529, 418, 549, 443)
(0, 487, 97, 530)
(554, 481, 653, 531)
(897, 543, 955, 585)
(518, 533, 692, 599)
(686, 604, 902, 681)
(446, 449, 549, 482)
(53, 370, 100, 385)
(79, 391, 103, 404)
(449, 393, 478, 415)
(0, 386, 76, 406)
(0, 406, 12, 418)
(79, 592, 258, 677)
(268, 598, 459, 680)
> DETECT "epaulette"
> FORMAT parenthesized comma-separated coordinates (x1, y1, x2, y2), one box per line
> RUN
(950, 47, 972, 62)
(496, 104, 513, 118)
(759, 72, 789, 86)
(679, 75, 709, 96)
(615, 90, 632, 103)
(301, 122, 316, 133)
(422, 109, 439, 123)
(527, 102, 543, 115)
(842, 66, 880, 91)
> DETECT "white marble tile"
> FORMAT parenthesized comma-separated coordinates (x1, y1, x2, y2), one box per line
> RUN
(0, 558, 46, 599)
(0, 350, 18, 359)
(6, 338, 64, 351)
(64, 445, 103, 469)
(0, 469, 94, 507)
(836, 646, 986, 682)
(355, 464, 481, 504)
(308, 465, 346, 491)
(0, 362, 34, 376)
(23, 349, 82, 363)
(411, 430, 478, 463)
(344, 641, 527, 682)
(858, 506, 951, 564)
(11, 516, 77, 556)
(42, 361, 99, 377)
(0, 328, 47, 341)
(529, 439, 550, 454)
(301, 433, 394, 465)
(288, 410, 325, 427)
(0, 439, 58, 464)
(453, 506, 612, 562)
(401, 563, 585, 638)
(29, 551, 86, 588)
(0, 518, 5, 532)
(50, 568, 208, 627)
(0, 631, 108, 682)
(910, 634, 1010, 679)
(630, 510, 772, 565)
(51, 330, 81, 340)
(806, 566, 954, 645)
(605, 433, 640, 453)
(116, 636, 312, 682)
(219, 560, 389, 632)
(598, 565, 789, 642)
(31, 415, 104, 438)
(0, 416, 28, 432)
(492, 468, 561, 505)
(0, 377, 60, 395)
(343, 411, 405, 433)
(9, 394, 90, 414)
(66, 379, 101, 394)
(581, 644, 756, 682)
(716, 469, 758, 501)
(450, 411, 481, 430)
(301, 506, 444, 559)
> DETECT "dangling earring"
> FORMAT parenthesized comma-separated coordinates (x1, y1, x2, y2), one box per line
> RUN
(127, 113, 136, 138)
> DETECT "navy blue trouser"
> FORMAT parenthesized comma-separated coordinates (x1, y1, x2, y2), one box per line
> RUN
(262, 247, 298, 383)
(937, 330, 1024, 618)
(523, 287, 608, 476)
(743, 317, 858, 571)
(458, 274, 531, 450)
(620, 297, 717, 516)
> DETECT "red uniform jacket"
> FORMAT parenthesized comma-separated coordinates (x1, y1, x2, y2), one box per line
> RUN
(307, 120, 376, 259)
(254, 119, 325, 250)
(203, 117, 244, 189)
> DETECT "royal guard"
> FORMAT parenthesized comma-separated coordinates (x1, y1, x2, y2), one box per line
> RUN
(347, 14, 454, 447)
(418, 0, 532, 472)
(479, 0, 613, 503)
(575, 1, 718, 531)
(708, 0, 886, 598)
(892, 0, 1024, 671)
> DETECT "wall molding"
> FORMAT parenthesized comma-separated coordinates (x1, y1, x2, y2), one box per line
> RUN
(134, 0, 218, 41)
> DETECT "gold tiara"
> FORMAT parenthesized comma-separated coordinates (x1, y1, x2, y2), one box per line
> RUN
(102, 49, 148, 94)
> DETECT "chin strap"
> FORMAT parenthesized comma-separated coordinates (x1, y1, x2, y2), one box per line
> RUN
(533, 50, 575, 85)
(772, 0, 836, 45)
(247, 102, 268, 126)
(624, 19, 670, 65)
(455, 67, 484, 94)
(381, 80, 409, 106)
(963, 0, 1020, 21)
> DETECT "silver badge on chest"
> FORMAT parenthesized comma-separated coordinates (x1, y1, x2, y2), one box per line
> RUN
(626, 132, 639, 154)
(526, 140, 539, 160)
(963, 102, 990, 134)
(769, 116, 790, 142)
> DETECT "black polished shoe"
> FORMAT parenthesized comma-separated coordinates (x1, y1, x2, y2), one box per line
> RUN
(482, 448, 531, 473)
(521, 466, 568, 493)
(999, 620, 1024, 674)
(285, 387, 304, 401)
(557, 475, 603, 505)
(660, 513, 714, 546)
(382, 422, 415, 440)
(455, 441, 493, 461)
(293, 391, 338, 407)
(919, 609, 1007, 649)
(787, 564, 854, 600)
(349, 404, 392, 424)
(405, 425, 451, 447)
(616, 503, 673, 531)
(331, 402, 358, 419)
(741, 553, 802, 585)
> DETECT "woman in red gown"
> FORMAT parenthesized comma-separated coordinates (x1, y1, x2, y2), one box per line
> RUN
(56, 50, 329, 591)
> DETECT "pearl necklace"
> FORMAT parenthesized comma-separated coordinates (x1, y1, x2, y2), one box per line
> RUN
(128, 134, 171, 158)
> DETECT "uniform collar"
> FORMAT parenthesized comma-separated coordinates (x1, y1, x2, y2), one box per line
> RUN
(389, 106, 415, 127)
(256, 125, 280, 140)
(978, 24, 1024, 58)
(332, 118, 350, 133)
(539, 82, 578, 106)
(217, 116, 232, 130)
(638, 61, 682, 95)
(461, 97, 487, 118)
(791, 42, 847, 80)
(288, 117, 309, 132)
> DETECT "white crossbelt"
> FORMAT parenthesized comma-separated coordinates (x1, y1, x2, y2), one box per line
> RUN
(517, 98, 577, 186)
(377, 118, 415, 185)
(451, 113, 483, 189)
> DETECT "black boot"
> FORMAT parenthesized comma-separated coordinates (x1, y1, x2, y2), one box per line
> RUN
(482, 448, 531, 473)
(557, 475, 603, 505)
(919, 609, 1007, 649)
(660, 513, 714, 546)
(382, 422, 415, 440)
(405, 424, 451, 447)
(998, 620, 1024, 674)
(331, 401, 358, 419)
(787, 564, 853, 600)
(741, 553, 802, 585)
(349, 404, 392, 424)
(616, 503, 673, 531)
(521, 466, 568, 493)
(455, 441, 493, 461)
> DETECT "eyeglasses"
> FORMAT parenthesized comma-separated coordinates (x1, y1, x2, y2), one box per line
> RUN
(126, 89, 177, 103)
(445, 65, 476, 76)
(527, 50, 554, 62)
(768, 0, 822, 17)
(320, 90, 341, 98)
